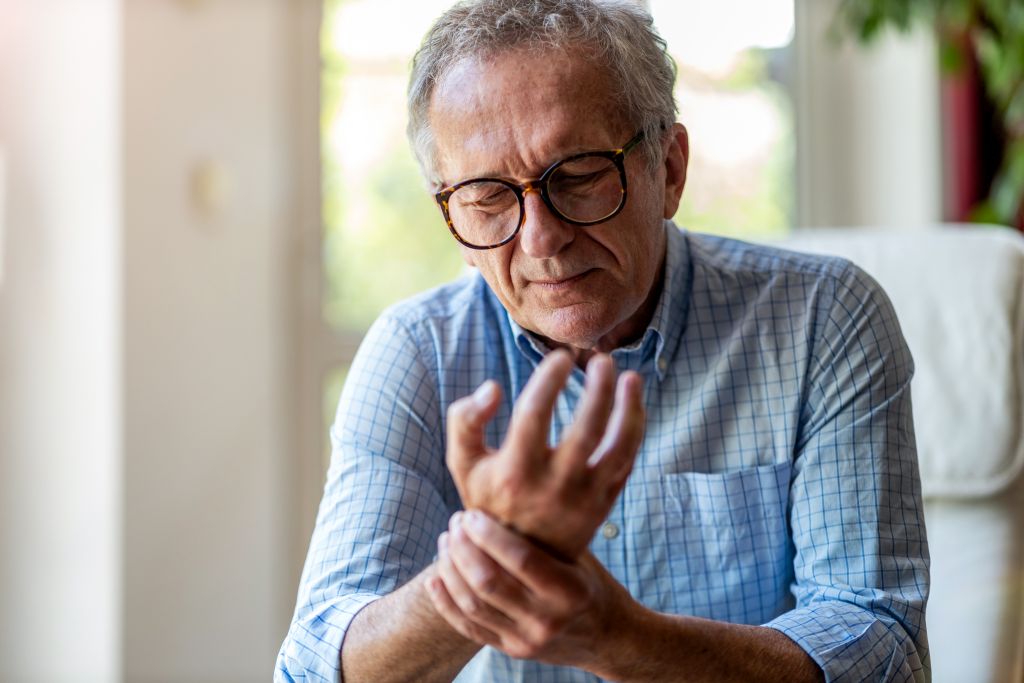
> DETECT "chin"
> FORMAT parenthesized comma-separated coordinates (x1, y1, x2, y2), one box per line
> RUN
(532, 304, 616, 349)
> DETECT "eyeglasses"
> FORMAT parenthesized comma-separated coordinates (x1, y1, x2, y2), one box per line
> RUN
(434, 130, 645, 250)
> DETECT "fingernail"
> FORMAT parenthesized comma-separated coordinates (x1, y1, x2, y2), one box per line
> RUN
(464, 510, 485, 531)
(451, 511, 462, 530)
(439, 531, 449, 551)
(473, 381, 496, 408)
(624, 371, 642, 393)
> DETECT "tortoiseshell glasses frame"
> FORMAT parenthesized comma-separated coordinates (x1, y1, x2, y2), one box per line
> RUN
(434, 130, 646, 250)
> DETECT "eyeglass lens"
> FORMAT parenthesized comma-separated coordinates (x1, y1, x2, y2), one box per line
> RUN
(446, 154, 624, 248)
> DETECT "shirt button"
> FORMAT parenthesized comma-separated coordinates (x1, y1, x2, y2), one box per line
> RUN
(601, 522, 620, 539)
(657, 357, 668, 373)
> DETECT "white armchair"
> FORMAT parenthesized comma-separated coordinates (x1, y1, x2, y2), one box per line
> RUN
(779, 225, 1024, 683)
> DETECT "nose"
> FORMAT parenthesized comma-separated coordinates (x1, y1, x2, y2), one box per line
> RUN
(517, 187, 575, 258)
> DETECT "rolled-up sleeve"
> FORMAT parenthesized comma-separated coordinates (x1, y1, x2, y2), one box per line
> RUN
(766, 263, 930, 683)
(276, 314, 454, 682)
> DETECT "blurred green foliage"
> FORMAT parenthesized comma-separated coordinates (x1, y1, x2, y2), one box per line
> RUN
(836, 0, 1024, 226)
(321, 0, 465, 333)
(322, 141, 465, 331)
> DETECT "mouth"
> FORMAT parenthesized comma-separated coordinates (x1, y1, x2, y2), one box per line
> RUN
(529, 269, 595, 289)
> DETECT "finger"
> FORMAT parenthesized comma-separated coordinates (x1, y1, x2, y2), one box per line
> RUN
(460, 510, 586, 608)
(447, 515, 534, 623)
(446, 380, 502, 480)
(505, 350, 573, 463)
(440, 519, 518, 632)
(426, 572, 502, 648)
(558, 353, 616, 472)
(589, 371, 645, 495)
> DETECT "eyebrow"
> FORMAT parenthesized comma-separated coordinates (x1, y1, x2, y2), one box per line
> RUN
(442, 141, 615, 188)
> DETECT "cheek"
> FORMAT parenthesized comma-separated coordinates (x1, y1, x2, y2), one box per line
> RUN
(465, 246, 514, 288)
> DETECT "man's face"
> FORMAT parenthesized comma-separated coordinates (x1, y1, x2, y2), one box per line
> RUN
(428, 48, 687, 352)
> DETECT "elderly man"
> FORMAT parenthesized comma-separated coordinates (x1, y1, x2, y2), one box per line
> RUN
(277, 1, 929, 681)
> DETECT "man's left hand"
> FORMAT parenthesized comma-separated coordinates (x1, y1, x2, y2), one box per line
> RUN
(446, 351, 645, 560)
(425, 508, 634, 674)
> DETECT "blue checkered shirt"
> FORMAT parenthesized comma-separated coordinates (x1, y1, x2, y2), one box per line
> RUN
(276, 223, 930, 683)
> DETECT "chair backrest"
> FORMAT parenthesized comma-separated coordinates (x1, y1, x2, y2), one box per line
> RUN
(778, 225, 1024, 683)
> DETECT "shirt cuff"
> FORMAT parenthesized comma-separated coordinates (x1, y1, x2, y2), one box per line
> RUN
(765, 603, 927, 683)
(275, 592, 383, 683)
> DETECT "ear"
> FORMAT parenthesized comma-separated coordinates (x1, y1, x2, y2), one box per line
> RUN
(661, 123, 689, 219)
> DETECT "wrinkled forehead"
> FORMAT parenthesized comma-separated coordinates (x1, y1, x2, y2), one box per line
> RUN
(433, 43, 622, 115)
(427, 47, 630, 177)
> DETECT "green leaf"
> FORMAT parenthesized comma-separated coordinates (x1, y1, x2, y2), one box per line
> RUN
(939, 39, 967, 74)
(989, 138, 1024, 224)
(967, 199, 1002, 225)
(1006, 83, 1024, 128)
(938, 0, 972, 28)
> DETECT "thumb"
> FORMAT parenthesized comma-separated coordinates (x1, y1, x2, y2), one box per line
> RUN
(445, 380, 502, 475)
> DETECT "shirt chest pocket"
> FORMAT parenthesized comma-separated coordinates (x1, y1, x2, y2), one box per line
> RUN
(657, 462, 794, 624)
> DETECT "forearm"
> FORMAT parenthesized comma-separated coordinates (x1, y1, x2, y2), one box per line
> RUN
(341, 563, 482, 683)
(596, 605, 823, 683)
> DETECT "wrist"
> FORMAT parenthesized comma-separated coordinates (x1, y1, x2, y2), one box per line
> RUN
(582, 558, 652, 680)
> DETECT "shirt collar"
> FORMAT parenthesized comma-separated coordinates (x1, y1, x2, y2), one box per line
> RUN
(507, 220, 691, 380)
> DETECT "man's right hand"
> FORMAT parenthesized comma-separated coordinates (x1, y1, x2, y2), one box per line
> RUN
(445, 350, 645, 559)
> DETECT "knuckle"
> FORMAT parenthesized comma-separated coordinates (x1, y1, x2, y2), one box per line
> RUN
(512, 546, 537, 575)
(559, 435, 595, 467)
(493, 473, 523, 502)
(469, 569, 499, 595)
(528, 616, 558, 645)
(461, 596, 483, 616)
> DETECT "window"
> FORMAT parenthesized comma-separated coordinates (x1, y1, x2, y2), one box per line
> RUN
(319, 0, 463, 463)
(650, 0, 795, 239)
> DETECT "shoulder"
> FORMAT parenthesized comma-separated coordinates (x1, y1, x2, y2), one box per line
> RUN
(685, 230, 859, 283)
(683, 230, 889, 309)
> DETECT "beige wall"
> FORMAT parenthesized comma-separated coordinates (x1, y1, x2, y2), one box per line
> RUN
(122, 1, 302, 679)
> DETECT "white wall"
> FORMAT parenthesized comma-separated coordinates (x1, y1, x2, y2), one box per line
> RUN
(0, 1, 122, 680)
(794, 0, 943, 228)
(0, 1, 316, 681)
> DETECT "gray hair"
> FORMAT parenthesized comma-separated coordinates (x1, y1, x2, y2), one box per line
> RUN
(407, 0, 677, 184)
